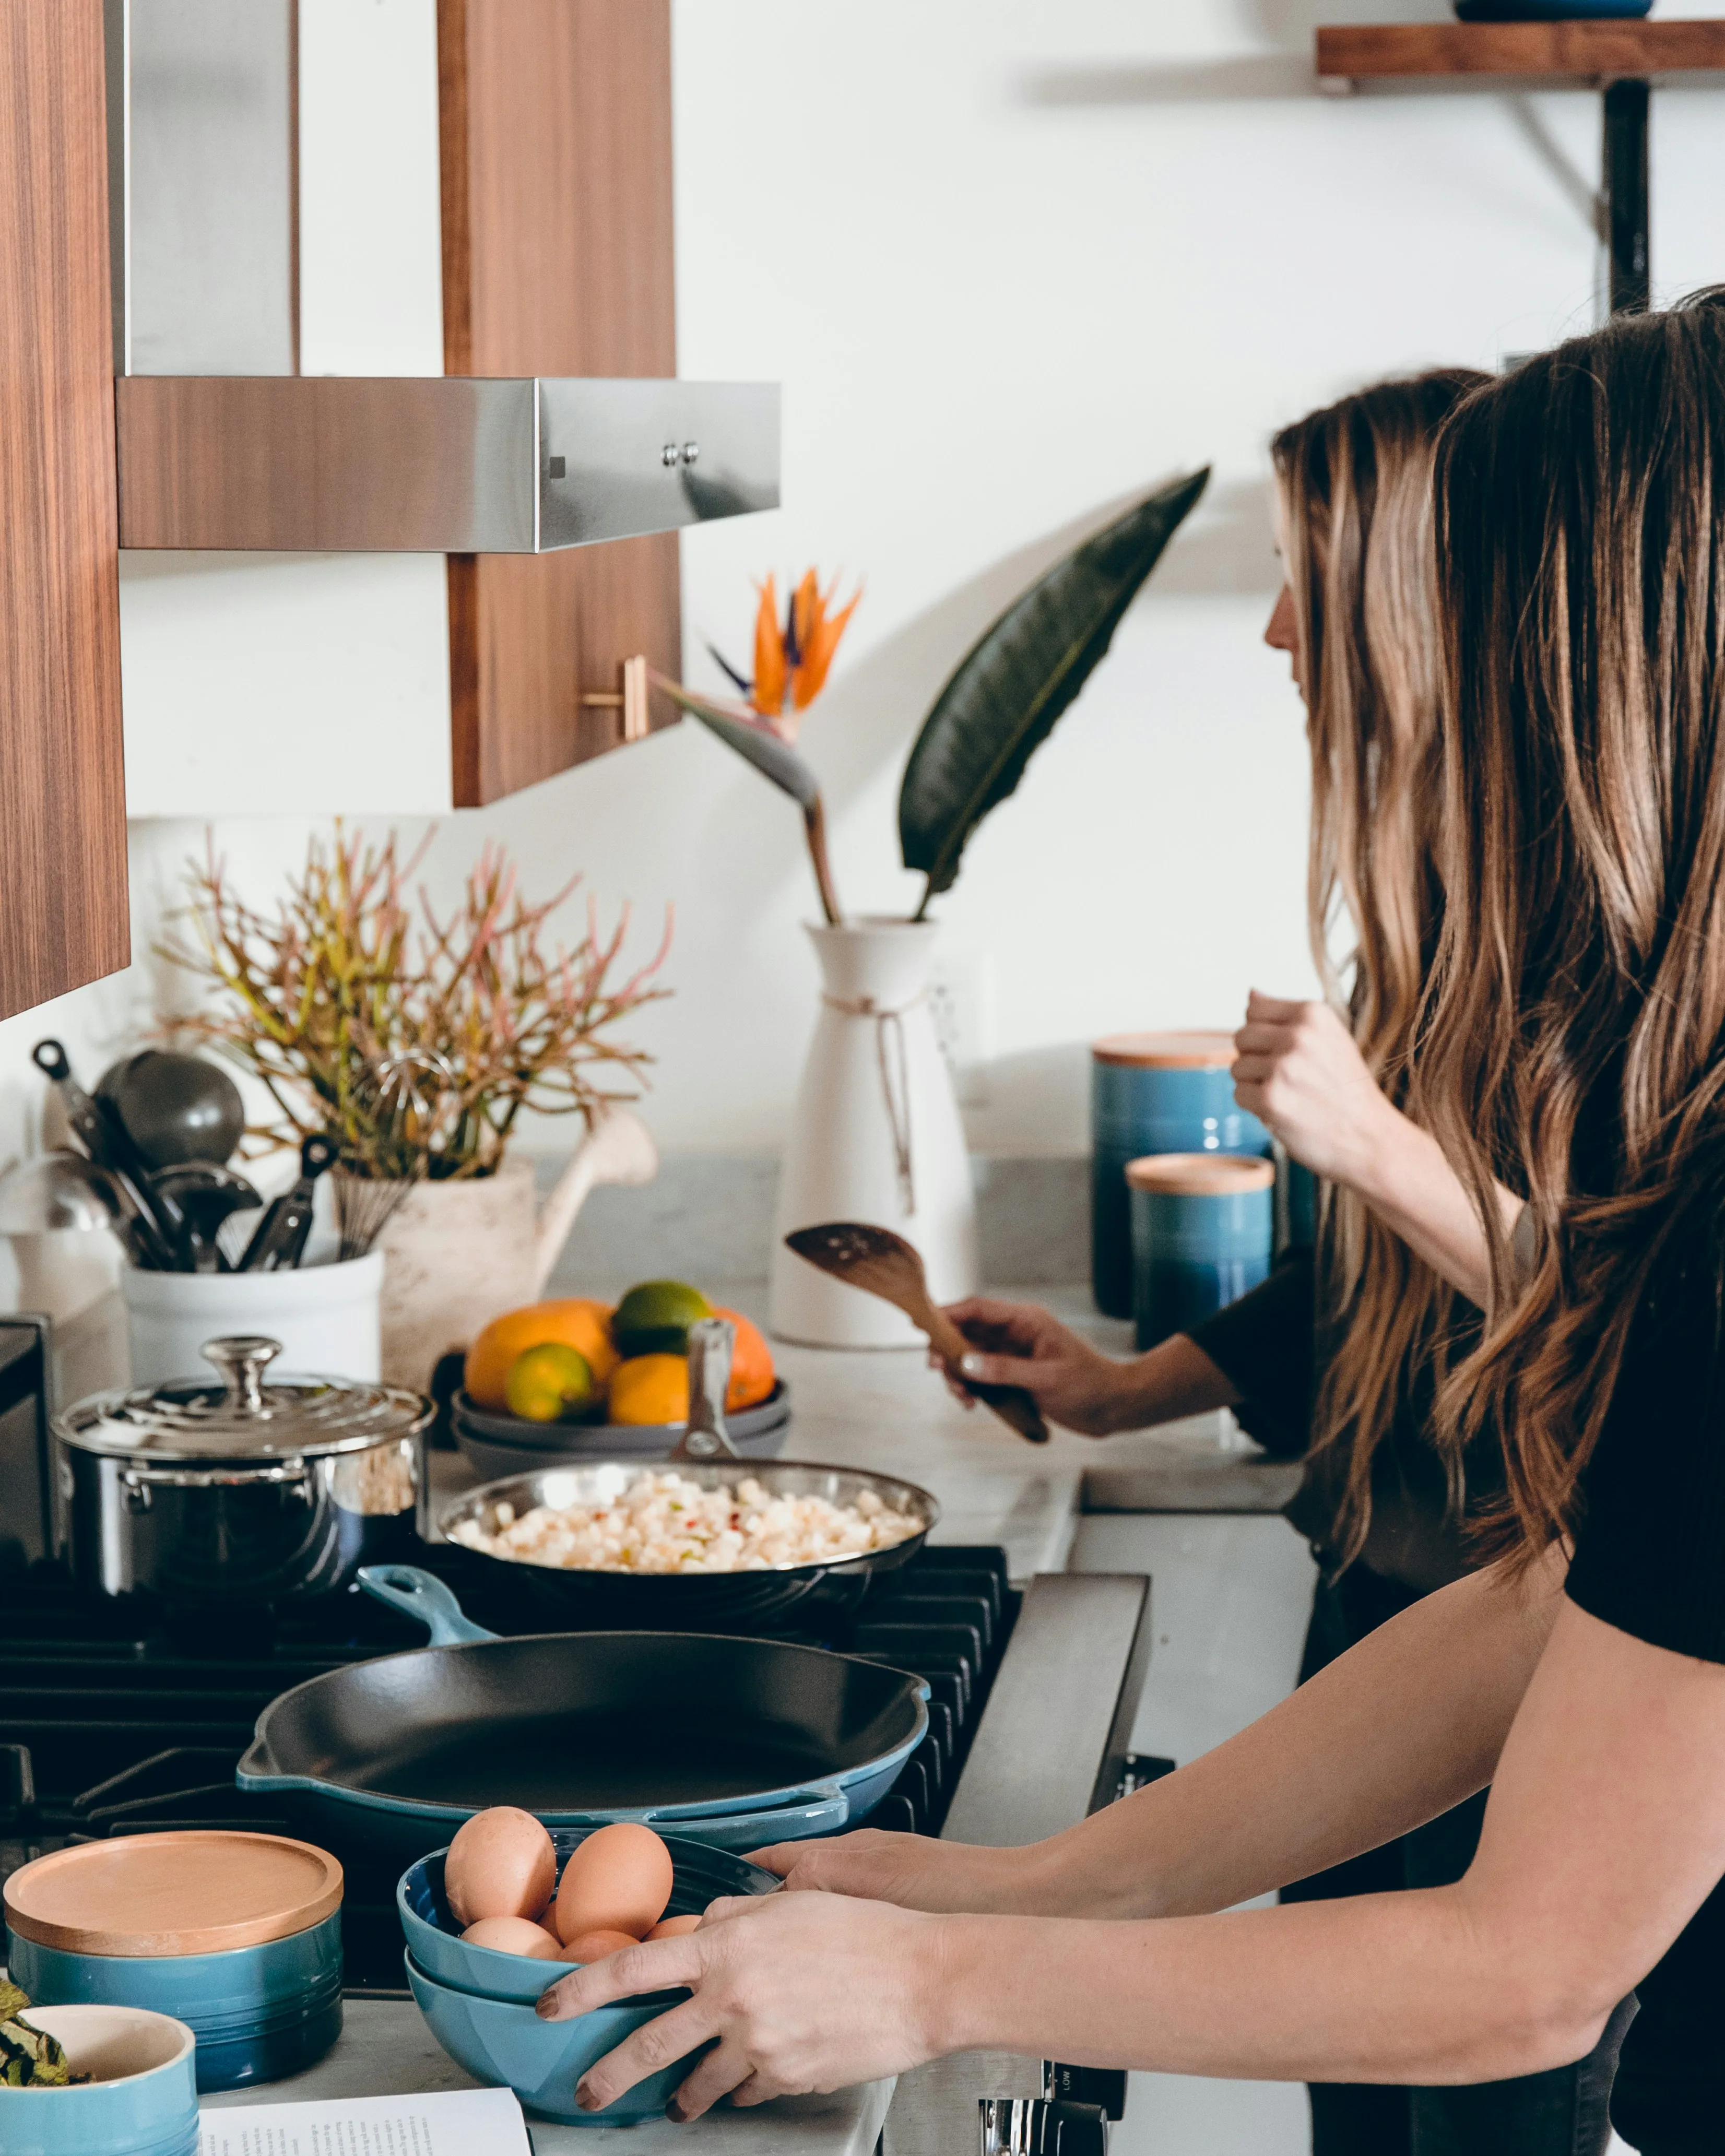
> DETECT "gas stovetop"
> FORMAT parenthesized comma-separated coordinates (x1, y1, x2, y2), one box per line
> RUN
(0, 1541, 1015, 1994)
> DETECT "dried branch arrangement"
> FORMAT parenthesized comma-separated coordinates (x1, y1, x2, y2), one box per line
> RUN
(163, 830, 671, 1198)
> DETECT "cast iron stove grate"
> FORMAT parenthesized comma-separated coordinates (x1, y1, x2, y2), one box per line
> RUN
(0, 1542, 1014, 1995)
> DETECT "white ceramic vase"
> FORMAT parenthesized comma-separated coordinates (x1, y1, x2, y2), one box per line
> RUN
(769, 917, 978, 1347)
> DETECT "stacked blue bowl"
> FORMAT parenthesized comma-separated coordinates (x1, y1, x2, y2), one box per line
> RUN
(399, 1830, 778, 2125)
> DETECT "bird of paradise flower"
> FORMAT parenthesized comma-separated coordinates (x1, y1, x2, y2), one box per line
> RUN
(648, 569, 862, 923)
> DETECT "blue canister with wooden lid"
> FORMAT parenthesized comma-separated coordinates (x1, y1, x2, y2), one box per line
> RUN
(1126, 1152, 1274, 1349)
(1091, 1032, 1270, 1318)
(3, 1831, 343, 2094)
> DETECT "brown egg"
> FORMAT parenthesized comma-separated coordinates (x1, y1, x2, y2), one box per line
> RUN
(646, 1913, 702, 1940)
(553, 1823, 674, 1946)
(444, 1807, 557, 1927)
(460, 1916, 566, 1960)
(561, 1927, 642, 1962)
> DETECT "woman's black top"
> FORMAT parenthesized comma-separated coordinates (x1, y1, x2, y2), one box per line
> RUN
(1565, 1249, 1725, 1667)
(1188, 1251, 1503, 1595)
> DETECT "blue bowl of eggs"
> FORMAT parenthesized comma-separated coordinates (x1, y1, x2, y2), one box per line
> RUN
(398, 1809, 777, 2121)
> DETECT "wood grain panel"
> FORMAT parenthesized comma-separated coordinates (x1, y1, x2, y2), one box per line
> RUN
(0, 0, 129, 1017)
(439, 0, 681, 807)
(1317, 19, 1725, 85)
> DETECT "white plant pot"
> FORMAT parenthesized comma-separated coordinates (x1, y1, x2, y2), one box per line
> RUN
(769, 917, 978, 1348)
(123, 1252, 384, 1387)
(376, 1158, 542, 1391)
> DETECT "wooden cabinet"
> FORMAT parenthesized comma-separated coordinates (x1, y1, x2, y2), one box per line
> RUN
(438, 0, 682, 805)
(0, 0, 129, 1019)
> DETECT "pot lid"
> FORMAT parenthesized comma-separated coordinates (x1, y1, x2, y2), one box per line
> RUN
(54, 1335, 432, 1461)
(3, 1832, 343, 1957)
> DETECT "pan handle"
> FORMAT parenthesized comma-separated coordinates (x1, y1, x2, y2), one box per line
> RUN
(649, 1790, 851, 1848)
(358, 1563, 498, 1645)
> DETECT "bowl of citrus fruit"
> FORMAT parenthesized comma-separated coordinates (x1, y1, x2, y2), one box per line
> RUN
(452, 1282, 787, 1474)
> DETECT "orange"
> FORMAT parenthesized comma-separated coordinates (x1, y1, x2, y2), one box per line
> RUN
(465, 1299, 619, 1412)
(608, 1354, 688, 1427)
(713, 1307, 775, 1411)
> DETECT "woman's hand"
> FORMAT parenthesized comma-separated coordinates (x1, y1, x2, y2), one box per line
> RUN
(936, 1298, 1136, 1435)
(937, 1299, 1240, 1437)
(748, 1827, 1035, 1913)
(537, 1891, 951, 2119)
(1231, 990, 1400, 1189)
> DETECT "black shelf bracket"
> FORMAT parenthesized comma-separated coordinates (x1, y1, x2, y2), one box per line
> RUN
(1603, 77, 1651, 315)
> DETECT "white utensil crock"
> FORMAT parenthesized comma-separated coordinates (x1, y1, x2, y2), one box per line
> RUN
(123, 1252, 384, 1385)
(769, 917, 978, 1347)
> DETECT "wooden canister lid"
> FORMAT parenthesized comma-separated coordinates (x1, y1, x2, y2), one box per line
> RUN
(3, 1831, 343, 1957)
(1125, 1152, 1274, 1195)
(1092, 1030, 1237, 1069)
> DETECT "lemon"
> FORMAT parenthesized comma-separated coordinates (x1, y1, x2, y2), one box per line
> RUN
(608, 1354, 689, 1427)
(611, 1280, 714, 1360)
(505, 1342, 598, 1423)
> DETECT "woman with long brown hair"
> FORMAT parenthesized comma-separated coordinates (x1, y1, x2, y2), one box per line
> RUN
(935, 368, 1597, 2149)
(534, 296, 1725, 2148)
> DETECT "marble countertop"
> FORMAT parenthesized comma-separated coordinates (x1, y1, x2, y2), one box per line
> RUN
(429, 1286, 1297, 1579)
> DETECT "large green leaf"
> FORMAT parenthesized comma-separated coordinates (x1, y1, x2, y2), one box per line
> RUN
(897, 469, 1209, 911)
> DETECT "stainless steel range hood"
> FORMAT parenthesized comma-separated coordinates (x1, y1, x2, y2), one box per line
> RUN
(105, 0, 778, 554)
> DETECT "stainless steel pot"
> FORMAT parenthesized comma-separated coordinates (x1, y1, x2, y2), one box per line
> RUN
(53, 1334, 433, 1606)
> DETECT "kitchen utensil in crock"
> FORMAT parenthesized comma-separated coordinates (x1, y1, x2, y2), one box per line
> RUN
(398, 1830, 776, 2005)
(53, 1335, 431, 1606)
(30, 1042, 181, 1270)
(95, 1050, 245, 1171)
(146, 1162, 263, 1272)
(4, 1832, 344, 2094)
(784, 1221, 1048, 1442)
(238, 1132, 339, 1272)
(234, 1563, 929, 1866)
(0, 1152, 130, 1235)
(434, 1448, 938, 1629)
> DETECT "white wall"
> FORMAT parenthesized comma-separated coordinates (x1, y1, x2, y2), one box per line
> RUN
(6, 0, 1725, 1193)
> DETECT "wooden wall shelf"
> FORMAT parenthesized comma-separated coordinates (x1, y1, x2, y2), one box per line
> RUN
(1316, 18, 1725, 315)
(1316, 19, 1725, 90)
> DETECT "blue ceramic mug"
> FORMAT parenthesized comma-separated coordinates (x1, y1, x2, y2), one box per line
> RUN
(1091, 1033, 1270, 1319)
(1126, 1152, 1274, 1350)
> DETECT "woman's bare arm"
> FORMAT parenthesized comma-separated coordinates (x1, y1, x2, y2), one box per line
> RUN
(548, 1591, 1725, 2113)
(754, 1547, 1564, 1920)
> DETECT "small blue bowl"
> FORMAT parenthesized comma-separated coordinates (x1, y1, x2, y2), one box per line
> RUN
(406, 1949, 691, 2124)
(6, 1912, 343, 2093)
(0, 2004, 199, 2156)
(398, 1830, 777, 2006)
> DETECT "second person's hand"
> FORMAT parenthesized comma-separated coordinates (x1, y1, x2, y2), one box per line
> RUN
(937, 1298, 1136, 1436)
(1231, 990, 1400, 1191)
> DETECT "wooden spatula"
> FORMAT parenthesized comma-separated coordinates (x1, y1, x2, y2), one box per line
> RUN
(784, 1222, 1049, 1443)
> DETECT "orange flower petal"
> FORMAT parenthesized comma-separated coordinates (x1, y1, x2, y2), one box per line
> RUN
(793, 583, 862, 708)
(752, 575, 786, 717)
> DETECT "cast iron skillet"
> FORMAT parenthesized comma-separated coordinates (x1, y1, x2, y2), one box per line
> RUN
(434, 1458, 939, 1629)
(235, 1565, 929, 1867)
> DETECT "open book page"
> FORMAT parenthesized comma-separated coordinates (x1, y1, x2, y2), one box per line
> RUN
(198, 2086, 531, 2155)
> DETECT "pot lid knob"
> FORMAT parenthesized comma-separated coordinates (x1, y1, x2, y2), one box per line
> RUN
(199, 1334, 282, 1415)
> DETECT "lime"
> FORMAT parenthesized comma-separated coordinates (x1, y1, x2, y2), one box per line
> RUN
(612, 1280, 714, 1360)
(505, 1342, 597, 1424)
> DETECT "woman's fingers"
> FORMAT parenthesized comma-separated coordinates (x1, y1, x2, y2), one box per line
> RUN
(959, 1349, 1055, 1391)
(575, 1997, 718, 2114)
(665, 2036, 758, 2122)
(537, 1937, 694, 2021)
